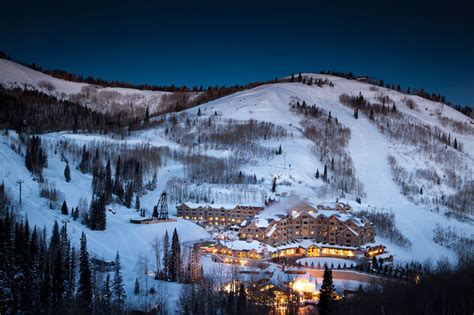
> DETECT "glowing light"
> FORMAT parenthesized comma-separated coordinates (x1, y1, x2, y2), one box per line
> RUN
(291, 278, 316, 294)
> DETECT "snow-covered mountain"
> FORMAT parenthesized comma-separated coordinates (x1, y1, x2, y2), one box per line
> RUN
(1, 60, 473, 307)
(0, 58, 199, 116)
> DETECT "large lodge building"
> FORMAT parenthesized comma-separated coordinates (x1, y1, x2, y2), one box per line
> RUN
(176, 201, 375, 250)
(239, 206, 374, 248)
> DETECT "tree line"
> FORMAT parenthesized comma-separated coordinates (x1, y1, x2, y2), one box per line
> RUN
(0, 212, 126, 314)
(321, 69, 473, 118)
(332, 259, 474, 315)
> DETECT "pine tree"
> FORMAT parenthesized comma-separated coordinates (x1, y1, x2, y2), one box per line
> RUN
(236, 283, 247, 314)
(61, 200, 68, 215)
(354, 108, 359, 119)
(454, 138, 458, 150)
(64, 162, 71, 182)
(315, 169, 320, 179)
(25, 135, 47, 177)
(297, 72, 302, 82)
(323, 164, 328, 181)
(112, 251, 126, 312)
(162, 231, 170, 280)
(90, 195, 106, 230)
(370, 108, 374, 120)
(78, 232, 92, 314)
(134, 277, 140, 295)
(271, 177, 276, 193)
(197, 108, 202, 116)
(276, 145, 282, 155)
(79, 145, 89, 173)
(39, 258, 51, 314)
(170, 228, 181, 282)
(318, 266, 334, 315)
(226, 291, 235, 315)
(51, 249, 64, 313)
(103, 274, 112, 310)
(73, 207, 79, 220)
(114, 156, 123, 199)
(135, 195, 140, 211)
(145, 106, 150, 123)
(104, 158, 113, 202)
(124, 183, 133, 208)
(49, 221, 61, 262)
(372, 256, 378, 270)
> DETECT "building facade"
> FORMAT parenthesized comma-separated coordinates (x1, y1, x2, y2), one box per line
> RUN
(176, 203, 264, 226)
(238, 203, 374, 248)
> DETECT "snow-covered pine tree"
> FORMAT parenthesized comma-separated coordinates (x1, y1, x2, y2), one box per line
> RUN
(318, 265, 334, 315)
(112, 251, 126, 312)
(64, 161, 71, 182)
(170, 228, 181, 282)
(135, 195, 140, 211)
(78, 232, 92, 314)
(61, 200, 68, 215)
(162, 230, 170, 280)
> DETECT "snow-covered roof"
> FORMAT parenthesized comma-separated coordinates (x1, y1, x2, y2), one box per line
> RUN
(290, 209, 367, 227)
(266, 225, 278, 237)
(178, 202, 264, 210)
(219, 240, 276, 253)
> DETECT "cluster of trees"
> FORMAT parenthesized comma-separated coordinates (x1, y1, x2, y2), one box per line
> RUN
(321, 69, 473, 118)
(333, 259, 474, 315)
(289, 73, 335, 87)
(166, 113, 287, 155)
(152, 228, 203, 286)
(292, 99, 365, 200)
(443, 180, 474, 217)
(180, 154, 258, 185)
(177, 277, 300, 315)
(79, 148, 152, 230)
(356, 208, 412, 248)
(340, 92, 466, 152)
(388, 153, 472, 217)
(433, 224, 474, 262)
(0, 86, 135, 134)
(0, 181, 11, 215)
(438, 115, 474, 135)
(0, 213, 126, 314)
(166, 176, 265, 205)
(24, 135, 48, 179)
(157, 229, 182, 282)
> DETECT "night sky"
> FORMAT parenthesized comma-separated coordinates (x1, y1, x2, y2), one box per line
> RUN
(1, 0, 473, 107)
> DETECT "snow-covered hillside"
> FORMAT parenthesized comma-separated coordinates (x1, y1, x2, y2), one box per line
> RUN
(0, 58, 199, 115)
(1, 69, 473, 309)
(174, 78, 473, 261)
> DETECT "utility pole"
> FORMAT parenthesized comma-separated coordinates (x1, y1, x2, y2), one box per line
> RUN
(16, 179, 24, 204)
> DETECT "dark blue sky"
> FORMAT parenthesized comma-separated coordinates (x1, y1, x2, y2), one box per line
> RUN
(1, 0, 473, 106)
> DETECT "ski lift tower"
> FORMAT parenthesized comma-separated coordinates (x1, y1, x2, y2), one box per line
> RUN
(155, 191, 169, 220)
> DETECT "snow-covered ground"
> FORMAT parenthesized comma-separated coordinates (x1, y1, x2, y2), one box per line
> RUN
(0, 134, 210, 308)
